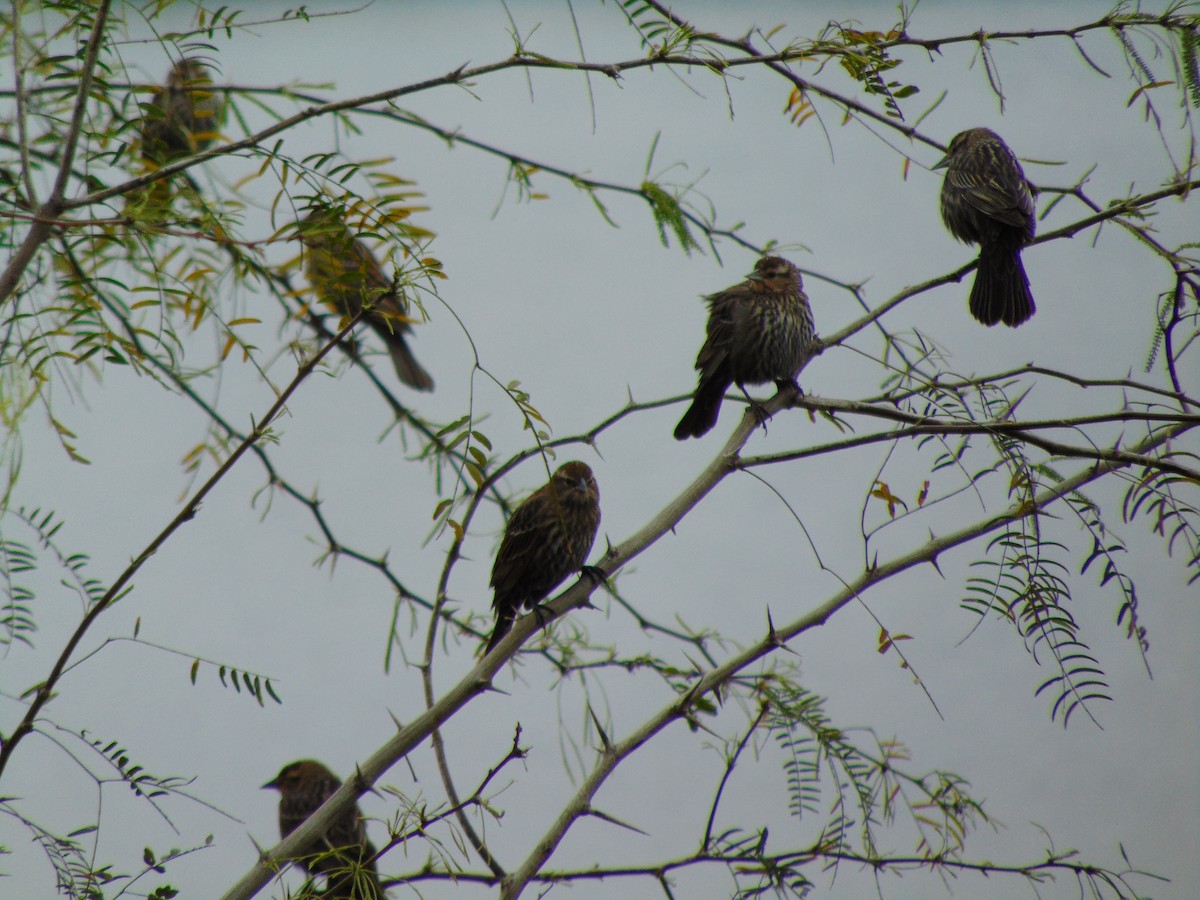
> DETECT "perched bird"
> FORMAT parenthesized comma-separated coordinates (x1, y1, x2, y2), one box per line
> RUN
(299, 208, 434, 391)
(140, 58, 221, 166)
(485, 461, 601, 654)
(263, 759, 384, 900)
(674, 256, 818, 440)
(934, 127, 1037, 327)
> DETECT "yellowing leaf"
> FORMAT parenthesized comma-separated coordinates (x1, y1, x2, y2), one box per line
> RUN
(871, 481, 907, 518)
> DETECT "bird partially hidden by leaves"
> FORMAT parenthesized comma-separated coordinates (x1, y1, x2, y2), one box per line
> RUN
(485, 461, 602, 655)
(263, 759, 385, 900)
(140, 58, 222, 166)
(299, 208, 434, 391)
(934, 127, 1037, 327)
(133, 58, 222, 216)
(674, 256, 819, 440)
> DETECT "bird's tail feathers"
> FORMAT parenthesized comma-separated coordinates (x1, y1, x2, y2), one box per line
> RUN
(484, 609, 515, 655)
(971, 243, 1035, 328)
(673, 379, 727, 440)
(377, 329, 433, 391)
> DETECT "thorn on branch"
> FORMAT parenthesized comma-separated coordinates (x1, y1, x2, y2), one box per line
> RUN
(586, 702, 613, 751)
(249, 834, 268, 863)
(350, 762, 373, 796)
(586, 807, 650, 835)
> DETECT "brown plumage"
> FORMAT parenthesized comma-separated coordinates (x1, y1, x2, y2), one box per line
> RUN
(263, 759, 384, 900)
(141, 58, 221, 165)
(299, 208, 434, 391)
(935, 127, 1037, 327)
(674, 256, 818, 440)
(485, 461, 601, 654)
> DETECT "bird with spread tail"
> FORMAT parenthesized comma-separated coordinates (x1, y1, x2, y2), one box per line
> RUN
(263, 759, 385, 899)
(485, 461, 601, 654)
(299, 208, 434, 391)
(934, 127, 1037, 327)
(674, 256, 818, 440)
(140, 58, 221, 166)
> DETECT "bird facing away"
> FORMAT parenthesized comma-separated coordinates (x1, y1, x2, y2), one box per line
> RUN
(263, 759, 384, 900)
(299, 208, 434, 391)
(485, 461, 601, 654)
(934, 127, 1037, 327)
(674, 256, 818, 440)
(140, 58, 222, 166)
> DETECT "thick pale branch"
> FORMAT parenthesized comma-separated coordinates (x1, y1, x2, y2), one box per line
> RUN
(219, 402, 772, 900)
(500, 417, 1187, 898)
(219, 383, 1193, 899)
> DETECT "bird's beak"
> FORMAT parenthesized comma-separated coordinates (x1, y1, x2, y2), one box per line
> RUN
(931, 153, 950, 170)
(262, 777, 280, 791)
(745, 271, 764, 283)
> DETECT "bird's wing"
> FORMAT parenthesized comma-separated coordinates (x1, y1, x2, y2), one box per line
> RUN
(489, 494, 547, 599)
(947, 164, 1033, 231)
(694, 290, 738, 377)
(352, 239, 412, 326)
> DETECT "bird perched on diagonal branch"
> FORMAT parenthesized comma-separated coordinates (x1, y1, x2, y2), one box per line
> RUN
(674, 256, 818, 440)
(299, 207, 434, 391)
(485, 461, 601, 654)
(263, 759, 385, 899)
(934, 127, 1037, 327)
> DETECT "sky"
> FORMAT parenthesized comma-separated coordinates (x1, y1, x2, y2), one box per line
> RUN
(1, 1, 1197, 899)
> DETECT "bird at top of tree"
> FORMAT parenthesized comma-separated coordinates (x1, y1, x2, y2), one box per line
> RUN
(934, 127, 1037, 327)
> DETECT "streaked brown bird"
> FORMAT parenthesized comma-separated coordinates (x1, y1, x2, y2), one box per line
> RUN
(299, 208, 434, 391)
(674, 256, 818, 440)
(485, 461, 601, 654)
(263, 759, 384, 900)
(141, 58, 222, 165)
(934, 127, 1036, 327)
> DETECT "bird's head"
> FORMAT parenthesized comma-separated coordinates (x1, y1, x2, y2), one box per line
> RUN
(933, 127, 1000, 169)
(168, 58, 214, 90)
(552, 461, 598, 501)
(263, 759, 334, 794)
(747, 256, 802, 293)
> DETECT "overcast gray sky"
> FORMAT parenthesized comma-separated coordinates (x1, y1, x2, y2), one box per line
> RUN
(2, 1, 1197, 898)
